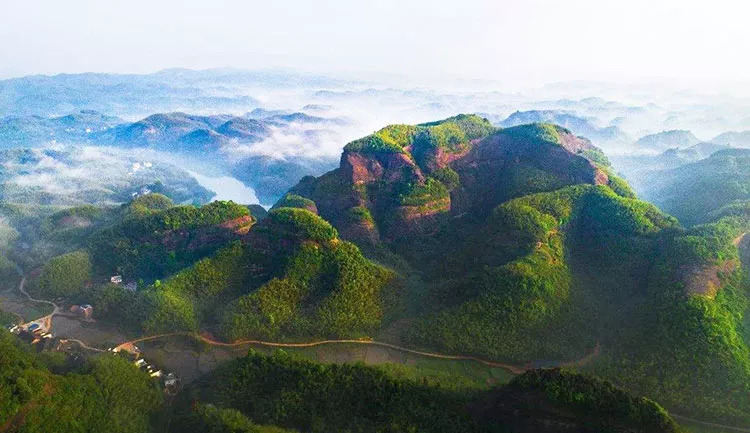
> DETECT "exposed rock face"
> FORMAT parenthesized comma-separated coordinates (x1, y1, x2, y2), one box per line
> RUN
(283, 116, 610, 246)
(341, 150, 423, 185)
(159, 215, 255, 251)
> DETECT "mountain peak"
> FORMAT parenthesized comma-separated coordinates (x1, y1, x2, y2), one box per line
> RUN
(283, 116, 615, 246)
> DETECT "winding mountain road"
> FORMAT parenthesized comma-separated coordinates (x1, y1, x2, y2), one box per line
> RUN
(15, 276, 59, 332)
(18, 277, 59, 314)
(59, 338, 105, 352)
(115, 332, 533, 374)
(8, 272, 748, 432)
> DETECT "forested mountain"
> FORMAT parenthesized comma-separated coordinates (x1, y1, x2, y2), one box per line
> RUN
(0, 68, 349, 118)
(281, 115, 750, 425)
(634, 130, 701, 151)
(2, 115, 748, 432)
(638, 148, 750, 226)
(498, 110, 629, 145)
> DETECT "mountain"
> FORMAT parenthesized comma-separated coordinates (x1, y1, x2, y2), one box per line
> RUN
(0, 68, 354, 117)
(95, 111, 343, 203)
(215, 117, 271, 138)
(634, 129, 701, 151)
(0, 146, 213, 207)
(638, 148, 750, 226)
(5, 114, 749, 430)
(499, 110, 630, 146)
(102, 112, 252, 151)
(610, 140, 732, 193)
(0, 110, 123, 148)
(19, 195, 395, 342)
(280, 115, 750, 425)
(0, 110, 346, 205)
(713, 130, 750, 147)
(230, 155, 337, 206)
(287, 115, 621, 247)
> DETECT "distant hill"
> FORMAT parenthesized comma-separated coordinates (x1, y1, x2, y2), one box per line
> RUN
(99, 110, 343, 204)
(0, 110, 123, 147)
(611, 140, 732, 193)
(0, 68, 355, 117)
(499, 110, 629, 145)
(713, 130, 750, 147)
(0, 146, 212, 207)
(0, 110, 346, 205)
(640, 148, 750, 226)
(635, 129, 701, 151)
(101, 112, 265, 152)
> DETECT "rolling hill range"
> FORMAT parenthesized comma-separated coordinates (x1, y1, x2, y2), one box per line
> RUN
(0, 68, 353, 118)
(712, 130, 750, 148)
(0, 110, 346, 205)
(3, 115, 748, 431)
(0, 146, 213, 212)
(636, 148, 750, 226)
(634, 129, 701, 152)
(498, 109, 630, 146)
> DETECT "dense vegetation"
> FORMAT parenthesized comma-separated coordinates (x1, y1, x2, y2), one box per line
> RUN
(501, 369, 681, 433)
(272, 194, 317, 214)
(87, 196, 251, 281)
(31, 250, 92, 298)
(176, 350, 681, 433)
(407, 185, 679, 362)
(344, 114, 494, 154)
(0, 330, 162, 433)
(175, 404, 297, 433)
(642, 149, 750, 226)
(81, 207, 396, 341)
(282, 116, 750, 425)
(6, 116, 749, 430)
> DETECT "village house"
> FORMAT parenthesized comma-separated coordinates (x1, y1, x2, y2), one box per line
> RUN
(70, 304, 93, 319)
(164, 373, 180, 389)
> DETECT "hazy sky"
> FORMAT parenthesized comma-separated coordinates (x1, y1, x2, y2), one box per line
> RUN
(1, 0, 747, 86)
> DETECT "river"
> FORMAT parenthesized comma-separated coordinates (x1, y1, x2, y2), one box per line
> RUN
(188, 171, 263, 205)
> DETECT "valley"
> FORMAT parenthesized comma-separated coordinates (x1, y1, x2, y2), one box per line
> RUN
(1, 70, 750, 432)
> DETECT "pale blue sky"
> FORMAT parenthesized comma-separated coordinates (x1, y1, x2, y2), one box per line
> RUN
(1, 0, 747, 85)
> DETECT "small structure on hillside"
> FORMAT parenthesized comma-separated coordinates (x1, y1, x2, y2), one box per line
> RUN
(110, 275, 123, 284)
(163, 372, 181, 395)
(70, 304, 93, 319)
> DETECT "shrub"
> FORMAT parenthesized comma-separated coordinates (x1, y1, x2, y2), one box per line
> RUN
(34, 250, 92, 298)
(266, 208, 338, 243)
